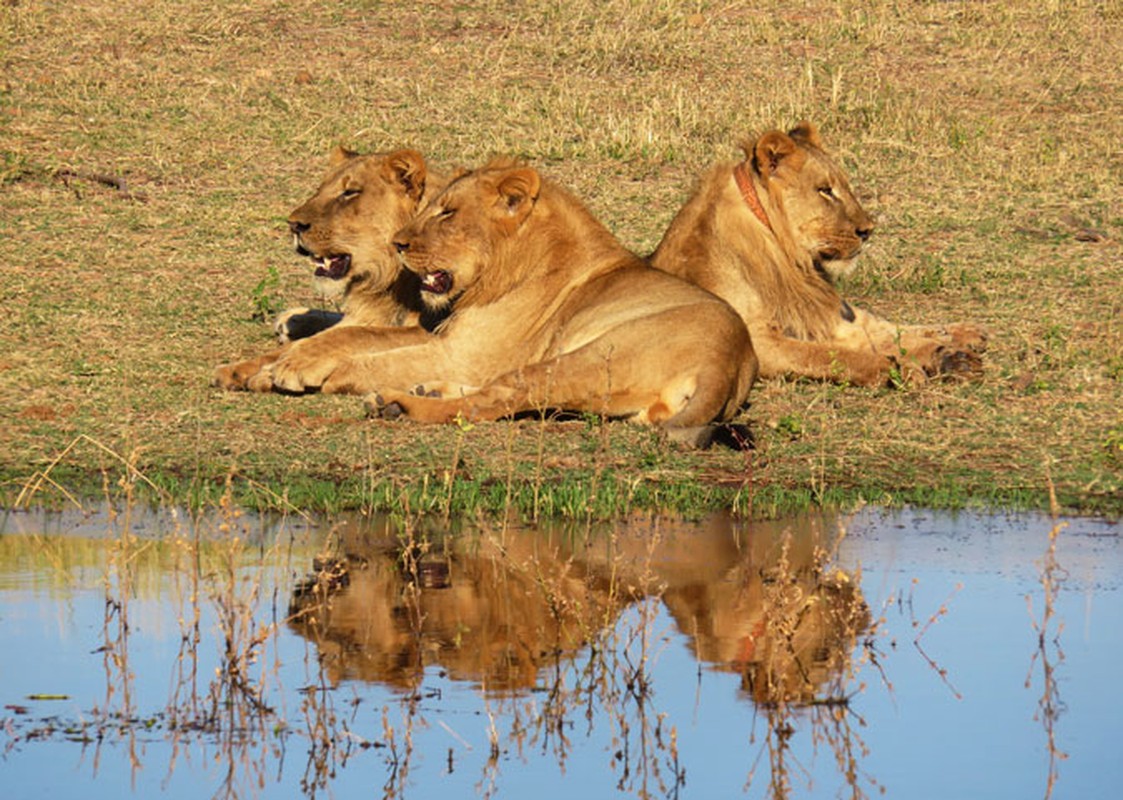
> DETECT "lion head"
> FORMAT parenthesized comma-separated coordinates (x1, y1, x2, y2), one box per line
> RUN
(746, 122, 874, 282)
(391, 158, 549, 312)
(287, 147, 431, 308)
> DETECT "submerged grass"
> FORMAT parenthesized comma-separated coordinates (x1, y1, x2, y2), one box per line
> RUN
(1, 0, 1120, 519)
(1, 496, 886, 797)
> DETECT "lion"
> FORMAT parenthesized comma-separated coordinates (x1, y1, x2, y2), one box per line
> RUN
(261, 159, 757, 446)
(213, 146, 448, 391)
(649, 122, 987, 386)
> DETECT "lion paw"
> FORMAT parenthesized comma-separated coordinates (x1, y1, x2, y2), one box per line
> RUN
(273, 307, 345, 345)
(365, 391, 409, 420)
(932, 347, 984, 382)
(947, 323, 989, 354)
(213, 363, 246, 391)
(269, 348, 340, 393)
(213, 360, 271, 392)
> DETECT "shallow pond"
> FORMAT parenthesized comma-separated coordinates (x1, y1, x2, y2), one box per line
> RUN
(0, 505, 1119, 799)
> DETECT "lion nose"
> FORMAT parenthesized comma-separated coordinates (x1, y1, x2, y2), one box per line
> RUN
(856, 222, 873, 242)
(289, 220, 310, 235)
(393, 239, 409, 254)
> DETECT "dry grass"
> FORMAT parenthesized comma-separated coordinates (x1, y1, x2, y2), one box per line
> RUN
(1, 0, 1120, 517)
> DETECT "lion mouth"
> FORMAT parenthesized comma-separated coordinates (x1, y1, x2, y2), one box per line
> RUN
(293, 236, 352, 280)
(420, 270, 453, 295)
(815, 255, 859, 284)
(311, 254, 352, 280)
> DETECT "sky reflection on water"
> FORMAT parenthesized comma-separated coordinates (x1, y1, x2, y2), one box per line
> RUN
(0, 505, 1119, 799)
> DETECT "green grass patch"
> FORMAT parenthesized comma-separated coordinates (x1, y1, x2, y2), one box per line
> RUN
(1, 0, 1120, 520)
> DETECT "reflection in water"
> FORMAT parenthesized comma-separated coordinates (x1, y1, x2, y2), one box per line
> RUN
(287, 512, 874, 797)
(3, 506, 1113, 799)
(1027, 522, 1069, 799)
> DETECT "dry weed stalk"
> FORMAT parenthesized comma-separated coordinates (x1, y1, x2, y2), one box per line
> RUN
(908, 578, 964, 700)
(163, 486, 298, 799)
(1025, 522, 1069, 799)
(93, 465, 151, 783)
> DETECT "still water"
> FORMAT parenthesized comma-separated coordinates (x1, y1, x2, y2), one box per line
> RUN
(0, 505, 1119, 799)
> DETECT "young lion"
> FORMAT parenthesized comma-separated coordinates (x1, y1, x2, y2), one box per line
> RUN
(264, 159, 757, 446)
(650, 123, 987, 386)
(213, 147, 447, 391)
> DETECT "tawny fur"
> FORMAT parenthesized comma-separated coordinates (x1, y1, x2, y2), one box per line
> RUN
(258, 159, 757, 442)
(213, 147, 447, 391)
(650, 123, 987, 386)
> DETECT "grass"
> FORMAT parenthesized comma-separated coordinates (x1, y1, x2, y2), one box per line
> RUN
(1, 0, 1120, 519)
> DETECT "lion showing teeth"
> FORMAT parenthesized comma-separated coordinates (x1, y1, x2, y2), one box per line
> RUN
(650, 122, 987, 386)
(264, 159, 757, 447)
(213, 147, 449, 392)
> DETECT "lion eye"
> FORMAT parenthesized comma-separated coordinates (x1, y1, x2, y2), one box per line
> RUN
(439, 207, 457, 220)
(340, 188, 361, 200)
(818, 186, 836, 200)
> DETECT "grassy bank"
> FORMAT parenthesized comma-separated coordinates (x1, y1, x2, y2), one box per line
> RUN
(2, 1, 1120, 519)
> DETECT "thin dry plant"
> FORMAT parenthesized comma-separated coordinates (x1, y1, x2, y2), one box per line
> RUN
(909, 578, 964, 701)
(1025, 522, 1069, 800)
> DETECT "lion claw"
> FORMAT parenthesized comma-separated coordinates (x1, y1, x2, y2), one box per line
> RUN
(364, 393, 406, 420)
(936, 348, 984, 381)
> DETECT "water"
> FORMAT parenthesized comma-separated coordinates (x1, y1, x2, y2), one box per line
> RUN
(0, 505, 1118, 799)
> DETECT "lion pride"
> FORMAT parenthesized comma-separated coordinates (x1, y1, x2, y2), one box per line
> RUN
(263, 159, 756, 446)
(213, 147, 447, 391)
(650, 123, 987, 386)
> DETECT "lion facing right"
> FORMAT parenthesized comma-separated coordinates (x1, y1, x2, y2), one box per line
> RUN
(650, 122, 987, 386)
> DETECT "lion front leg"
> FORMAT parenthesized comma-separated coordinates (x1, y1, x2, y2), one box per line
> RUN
(898, 322, 989, 355)
(840, 309, 986, 384)
(270, 325, 434, 394)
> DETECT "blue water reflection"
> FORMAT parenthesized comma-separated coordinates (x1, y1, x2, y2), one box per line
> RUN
(0, 506, 1118, 799)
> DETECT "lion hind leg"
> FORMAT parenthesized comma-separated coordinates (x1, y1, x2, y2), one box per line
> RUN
(367, 386, 521, 423)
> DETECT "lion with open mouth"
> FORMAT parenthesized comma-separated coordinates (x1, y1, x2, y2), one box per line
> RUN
(263, 158, 757, 447)
(213, 147, 448, 391)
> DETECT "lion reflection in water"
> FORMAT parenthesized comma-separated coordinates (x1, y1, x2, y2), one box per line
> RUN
(288, 514, 869, 704)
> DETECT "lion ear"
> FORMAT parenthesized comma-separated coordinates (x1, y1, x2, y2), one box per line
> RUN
(788, 121, 822, 149)
(495, 168, 541, 222)
(753, 131, 800, 176)
(330, 145, 358, 168)
(384, 149, 428, 201)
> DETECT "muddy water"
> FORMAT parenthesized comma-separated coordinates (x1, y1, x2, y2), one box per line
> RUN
(0, 506, 1118, 799)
